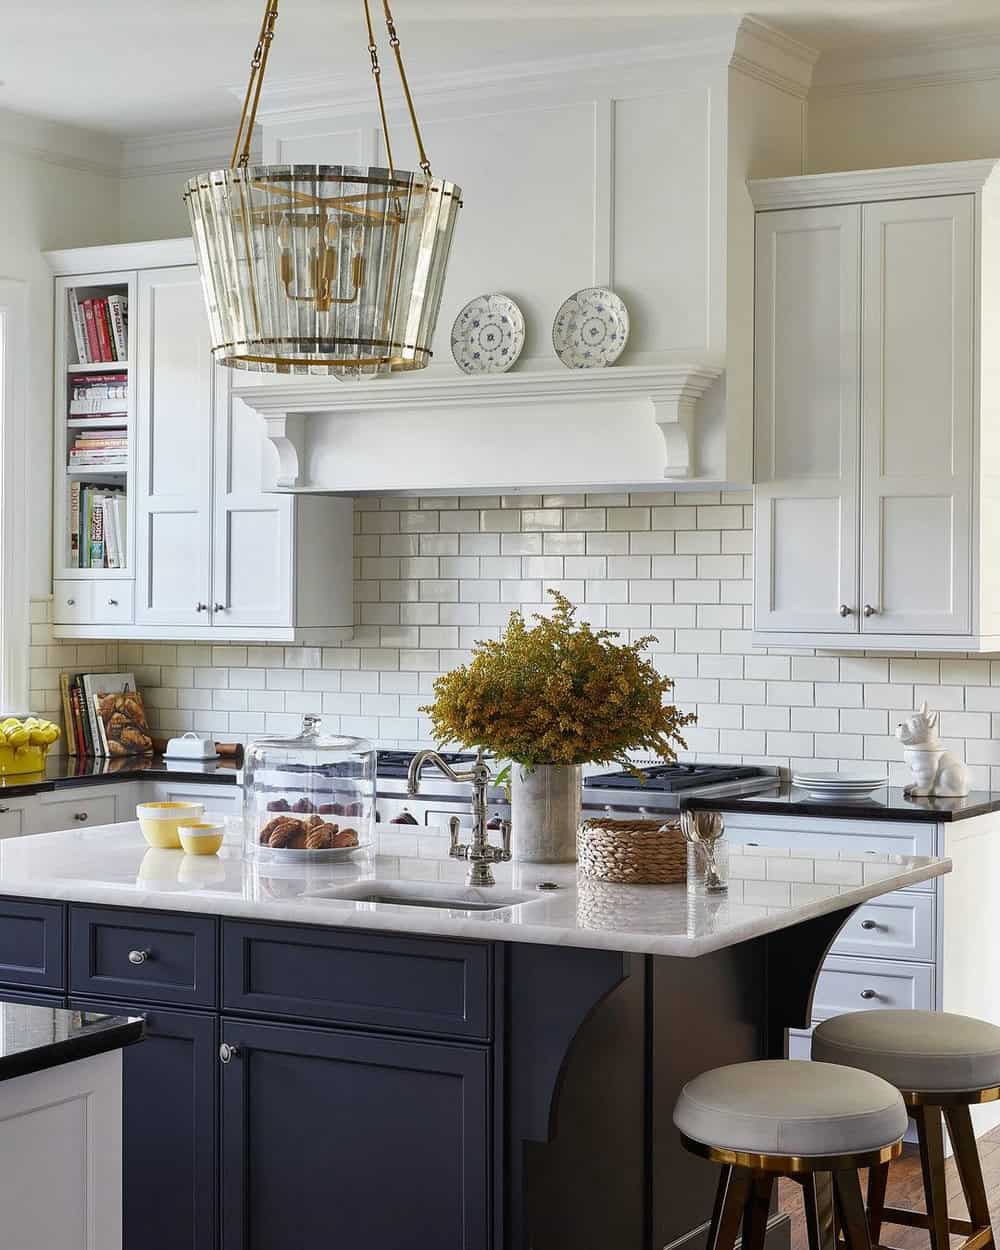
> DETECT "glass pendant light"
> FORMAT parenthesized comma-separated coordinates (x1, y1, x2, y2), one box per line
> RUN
(183, 0, 462, 379)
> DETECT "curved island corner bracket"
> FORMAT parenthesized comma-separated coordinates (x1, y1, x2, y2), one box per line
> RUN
(764, 904, 860, 1057)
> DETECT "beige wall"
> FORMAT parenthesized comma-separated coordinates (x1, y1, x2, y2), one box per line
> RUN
(808, 77, 1000, 173)
(118, 170, 192, 244)
(0, 111, 121, 597)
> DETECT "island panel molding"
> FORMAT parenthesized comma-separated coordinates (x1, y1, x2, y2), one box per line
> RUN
(234, 364, 724, 491)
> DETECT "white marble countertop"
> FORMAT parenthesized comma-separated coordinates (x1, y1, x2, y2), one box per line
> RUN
(0, 823, 950, 958)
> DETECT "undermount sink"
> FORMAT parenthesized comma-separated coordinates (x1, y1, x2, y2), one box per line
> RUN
(305, 879, 543, 913)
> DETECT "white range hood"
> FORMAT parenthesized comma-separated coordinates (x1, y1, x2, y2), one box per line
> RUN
(234, 16, 814, 495)
(235, 364, 723, 493)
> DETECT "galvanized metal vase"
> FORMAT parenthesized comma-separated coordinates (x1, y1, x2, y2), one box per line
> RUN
(510, 764, 582, 864)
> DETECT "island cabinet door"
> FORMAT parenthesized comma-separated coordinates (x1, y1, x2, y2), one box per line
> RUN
(71, 998, 218, 1250)
(219, 1018, 491, 1250)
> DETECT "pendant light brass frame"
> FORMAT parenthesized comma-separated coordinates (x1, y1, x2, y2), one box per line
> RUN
(183, 0, 462, 377)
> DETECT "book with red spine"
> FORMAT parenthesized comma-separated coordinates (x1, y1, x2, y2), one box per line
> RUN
(81, 300, 102, 363)
(93, 299, 114, 362)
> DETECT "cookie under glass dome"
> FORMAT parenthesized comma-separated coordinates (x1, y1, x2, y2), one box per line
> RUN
(243, 715, 375, 863)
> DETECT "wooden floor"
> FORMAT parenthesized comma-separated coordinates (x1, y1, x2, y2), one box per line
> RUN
(782, 1124, 1000, 1250)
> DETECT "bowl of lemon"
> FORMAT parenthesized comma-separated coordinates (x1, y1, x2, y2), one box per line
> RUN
(0, 716, 61, 776)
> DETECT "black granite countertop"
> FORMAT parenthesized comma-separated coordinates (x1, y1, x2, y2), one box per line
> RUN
(0, 997, 143, 1083)
(0, 755, 240, 798)
(684, 782, 1000, 823)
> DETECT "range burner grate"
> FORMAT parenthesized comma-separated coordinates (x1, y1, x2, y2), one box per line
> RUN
(584, 763, 764, 792)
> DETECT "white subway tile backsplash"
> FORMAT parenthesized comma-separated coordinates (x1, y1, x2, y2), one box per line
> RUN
(33, 494, 1000, 772)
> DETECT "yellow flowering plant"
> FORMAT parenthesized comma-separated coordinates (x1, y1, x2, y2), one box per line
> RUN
(421, 590, 696, 769)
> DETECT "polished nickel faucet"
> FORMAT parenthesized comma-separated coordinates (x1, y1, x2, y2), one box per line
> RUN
(406, 748, 511, 887)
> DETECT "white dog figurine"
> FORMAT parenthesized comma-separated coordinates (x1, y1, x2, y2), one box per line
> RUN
(896, 703, 970, 797)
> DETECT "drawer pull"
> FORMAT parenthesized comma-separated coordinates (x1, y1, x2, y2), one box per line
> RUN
(860, 920, 879, 930)
(859, 988, 878, 1000)
(73, 812, 88, 822)
(128, 949, 151, 966)
(0, 806, 8, 815)
(219, 1042, 240, 1064)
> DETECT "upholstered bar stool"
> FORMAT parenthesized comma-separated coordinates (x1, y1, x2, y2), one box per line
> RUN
(674, 1060, 907, 1250)
(813, 1010, 1000, 1250)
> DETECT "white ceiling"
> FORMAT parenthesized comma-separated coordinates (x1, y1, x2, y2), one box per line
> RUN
(4, 0, 1000, 138)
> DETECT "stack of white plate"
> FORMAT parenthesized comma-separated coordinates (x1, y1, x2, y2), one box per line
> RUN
(790, 769, 889, 800)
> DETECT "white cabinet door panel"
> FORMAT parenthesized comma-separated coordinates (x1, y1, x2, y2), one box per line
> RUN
(134, 267, 213, 626)
(212, 381, 292, 627)
(860, 196, 974, 635)
(754, 205, 861, 632)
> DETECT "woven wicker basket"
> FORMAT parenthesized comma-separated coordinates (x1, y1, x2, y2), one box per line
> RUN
(577, 817, 686, 884)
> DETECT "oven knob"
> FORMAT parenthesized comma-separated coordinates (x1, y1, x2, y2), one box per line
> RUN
(390, 810, 419, 825)
(486, 816, 502, 830)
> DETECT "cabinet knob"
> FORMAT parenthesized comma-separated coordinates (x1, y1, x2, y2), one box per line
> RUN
(863, 604, 878, 617)
(108, 598, 118, 607)
(860, 919, 879, 930)
(213, 603, 225, 613)
(839, 604, 853, 617)
(219, 1042, 240, 1064)
(0, 806, 9, 815)
(859, 988, 878, 1000)
(73, 812, 88, 822)
(67, 598, 75, 606)
(127, 949, 150, 965)
(196, 602, 208, 612)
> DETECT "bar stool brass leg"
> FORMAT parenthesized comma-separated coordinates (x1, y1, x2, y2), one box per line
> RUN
(914, 1105, 951, 1250)
(706, 1165, 753, 1250)
(834, 1169, 873, 1250)
(801, 1173, 838, 1250)
(743, 1174, 775, 1250)
(866, 1160, 889, 1246)
(944, 1105, 996, 1250)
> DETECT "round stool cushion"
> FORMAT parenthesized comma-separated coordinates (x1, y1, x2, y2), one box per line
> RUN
(673, 1059, 907, 1158)
(812, 1010, 1000, 1094)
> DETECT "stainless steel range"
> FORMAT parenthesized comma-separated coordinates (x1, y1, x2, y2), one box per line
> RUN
(374, 752, 779, 834)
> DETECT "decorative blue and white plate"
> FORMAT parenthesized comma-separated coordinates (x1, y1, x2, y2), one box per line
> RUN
(450, 294, 525, 374)
(552, 287, 629, 369)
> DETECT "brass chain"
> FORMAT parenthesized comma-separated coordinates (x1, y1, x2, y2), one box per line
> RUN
(228, 0, 433, 179)
(231, 0, 279, 170)
(380, 0, 432, 177)
(362, 0, 395, 174)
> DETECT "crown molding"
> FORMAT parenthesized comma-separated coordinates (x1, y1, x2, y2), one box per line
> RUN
(730, 18, 818, 101)
(0, 107, 121, 178)
(44, 237, 195, 276)
(120, 125, 260, 179)
(813, 29, 1000, 98)
(243, 21, 748, 125)
(749, 157, 1000, 210)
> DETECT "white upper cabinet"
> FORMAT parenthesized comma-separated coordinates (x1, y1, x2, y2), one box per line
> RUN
(859, 196, 973, 637)
(134, 266, 214, 628)
(753, 205, 860, 634)
(751, 160, 1000, 652)
(45, 240, 354, 643)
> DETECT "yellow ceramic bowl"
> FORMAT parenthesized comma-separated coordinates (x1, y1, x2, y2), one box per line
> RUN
(177, 819, 225, 856)
(136, 801, 204, 849)
(0, 744, 50, 776)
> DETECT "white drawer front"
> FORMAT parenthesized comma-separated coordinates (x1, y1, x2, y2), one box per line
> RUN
(90, 581, 134, 625)
(831, 892, 935, 963)
(33, 794, 117, 833)
(52, 580, 92, 624)
(150, 782, 241, 815)
(725, 815, 936, 891)
(813, 955, 935, 1020)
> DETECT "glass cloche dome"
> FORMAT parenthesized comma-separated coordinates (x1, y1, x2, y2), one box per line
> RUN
(243, 715, 375, 862)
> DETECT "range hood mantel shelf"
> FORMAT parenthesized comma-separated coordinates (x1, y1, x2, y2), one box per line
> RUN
(233, 364, 723, 491)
